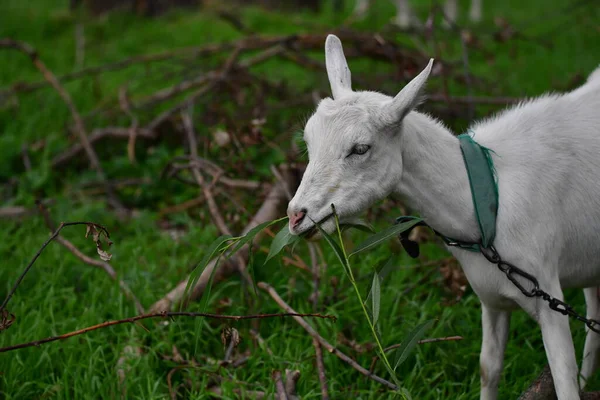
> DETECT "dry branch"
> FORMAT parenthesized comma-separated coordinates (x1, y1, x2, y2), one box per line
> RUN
(0, 311, 334, 353)
(258, 281, 398, 391)
(149, 163, 302, 312)
(0, 38, 125, 214)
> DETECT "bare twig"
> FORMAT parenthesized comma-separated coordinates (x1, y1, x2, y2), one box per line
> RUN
(0, 38, 126, 214)
(273, 370, 288, 400)
(313, 338, 330, 400)
(0, 311, 335, 353)
(258, 281, 398, 391)
(284, 369, 301, 400)
(118, 86, 139, 164)
(182, 110, 231, 236)
(0, 221, 110, 314)
(51, 127, 156, 168)
(250, 329, 274, 356)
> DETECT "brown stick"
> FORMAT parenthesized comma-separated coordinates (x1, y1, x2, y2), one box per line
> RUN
(273, 370, 289, 400)
(182, 111, 231, 236)
(313, 338, 330, 400)
(0, 311, 335, 353)
(0, 38, 125, 214)
(258, 281, 398, 391)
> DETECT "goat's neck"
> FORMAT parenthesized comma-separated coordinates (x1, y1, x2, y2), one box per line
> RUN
(394, 112, 479, 242)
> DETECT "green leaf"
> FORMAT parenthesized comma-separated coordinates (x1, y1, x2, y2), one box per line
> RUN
(393, 320, 435, 370)
(182, 234, 235, 310)
(342, 221, 376, 234)
(264, 224, 301, 264)
(365, 257, 393, 306)
(231, 217, 288, 255)
(349, 218, 423, 257)
(370, 272, 381, 326)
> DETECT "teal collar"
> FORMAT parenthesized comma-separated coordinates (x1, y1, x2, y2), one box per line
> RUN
(396, 133, 498, 256)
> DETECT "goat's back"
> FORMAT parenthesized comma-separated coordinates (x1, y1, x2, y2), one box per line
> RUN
(471, 72, 600, 288)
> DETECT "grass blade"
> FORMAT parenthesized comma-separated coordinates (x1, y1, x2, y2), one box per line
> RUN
(181, 234, 234, 310)
(349, 218, 423, 257)
(312, 221, 350, 274)
(393, 320, 435, 370)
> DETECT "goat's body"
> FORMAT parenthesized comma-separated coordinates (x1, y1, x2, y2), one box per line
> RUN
(397, 69, 600, 398)
(288, 33, 600, 399)
(471, 85, 600, 291)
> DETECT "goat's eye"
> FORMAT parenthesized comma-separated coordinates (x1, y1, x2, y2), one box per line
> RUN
(349, 144, 371, 157)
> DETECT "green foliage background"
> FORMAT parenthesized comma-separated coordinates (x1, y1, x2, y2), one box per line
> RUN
(1, 0, 599, 398)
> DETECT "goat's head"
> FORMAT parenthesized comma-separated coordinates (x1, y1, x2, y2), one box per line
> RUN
(287, 34, 434, 237)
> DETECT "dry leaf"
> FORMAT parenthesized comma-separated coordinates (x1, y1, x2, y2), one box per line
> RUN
(221, 327, 241, 349)
(0, 309, 15, 332)
(85, 223, 113, 262)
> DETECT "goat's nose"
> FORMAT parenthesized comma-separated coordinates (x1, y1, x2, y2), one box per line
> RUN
(289, 208, 307, 228)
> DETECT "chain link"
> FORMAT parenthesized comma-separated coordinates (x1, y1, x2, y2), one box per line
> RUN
(474, 244, 600, 334)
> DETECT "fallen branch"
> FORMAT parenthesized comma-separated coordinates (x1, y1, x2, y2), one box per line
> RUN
(518, 365, 600, 399)
(273, 370, 288, 400)
(149, 163, 302, 312)
(0, 221, 110, 317)
(0, 38, 126, 214)
(0, 311, 335, 353)
(37, 203, 144, 314)
(258, 281, 398, 391)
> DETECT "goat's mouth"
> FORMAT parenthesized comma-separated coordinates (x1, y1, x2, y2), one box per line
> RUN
(297, 213, 335, 240)
(298, 212, 363, 240)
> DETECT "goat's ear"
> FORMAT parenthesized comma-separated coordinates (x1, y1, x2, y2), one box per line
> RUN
(382, 58, 434, 123)
(325, 34, 352, 99)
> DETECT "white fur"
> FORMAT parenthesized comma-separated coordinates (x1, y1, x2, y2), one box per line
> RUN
(287, 34, 600, 399)
(353, 0, 482, 28)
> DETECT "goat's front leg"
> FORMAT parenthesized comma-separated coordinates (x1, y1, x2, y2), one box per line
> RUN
(480, 304, 510, 400)
(531, 288, 580, 399)
(580, 286, 600, 388)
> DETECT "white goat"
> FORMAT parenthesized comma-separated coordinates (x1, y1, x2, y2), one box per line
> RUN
(353, 0, 482, 28)
(287, 34, 600, 399)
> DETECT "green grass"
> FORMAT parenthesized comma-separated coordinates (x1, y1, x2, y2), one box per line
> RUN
(1, 0, 599, 398)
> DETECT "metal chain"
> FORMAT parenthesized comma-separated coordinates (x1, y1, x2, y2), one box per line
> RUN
(395, 218, 600, 334)
(474, 244, 600, 334)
